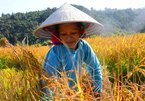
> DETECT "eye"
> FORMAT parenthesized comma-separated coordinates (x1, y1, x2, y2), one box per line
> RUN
(71, 32, 77, 35)
(60, 33, 67, 36)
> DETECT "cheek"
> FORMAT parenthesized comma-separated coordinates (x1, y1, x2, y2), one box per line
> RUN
(77, 34, 81, 39)
(59, 36, 66, 42)
(72, 34, 81, 40)
(58, 34, 63, 40)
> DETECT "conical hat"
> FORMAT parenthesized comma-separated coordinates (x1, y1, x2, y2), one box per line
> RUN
(33, 3, 103, 39)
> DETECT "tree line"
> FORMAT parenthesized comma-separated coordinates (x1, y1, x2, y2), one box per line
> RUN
(0, 5, 145, 45)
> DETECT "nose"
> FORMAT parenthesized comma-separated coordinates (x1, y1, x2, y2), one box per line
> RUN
(66, 36, 72, 42)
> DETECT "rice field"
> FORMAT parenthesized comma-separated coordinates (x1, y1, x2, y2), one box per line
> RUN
(0, 33, 145, 101)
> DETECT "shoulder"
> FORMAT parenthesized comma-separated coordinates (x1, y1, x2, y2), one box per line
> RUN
(51, 44, 64, 51)
(78, 39, 95, 55)
(47, 44, 65, 56)
(79, 39, 91, 48)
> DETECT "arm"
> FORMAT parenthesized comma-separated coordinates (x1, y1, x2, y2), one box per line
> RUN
(83, 42, 102, 93)
(44, 48, 61, 76)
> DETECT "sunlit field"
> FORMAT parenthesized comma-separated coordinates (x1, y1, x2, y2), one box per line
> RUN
(0, 33, 145, 101)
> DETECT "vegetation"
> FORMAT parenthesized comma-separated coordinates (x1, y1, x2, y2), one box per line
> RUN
(0, 33, 144, 100)
(0, 5, 145, 45)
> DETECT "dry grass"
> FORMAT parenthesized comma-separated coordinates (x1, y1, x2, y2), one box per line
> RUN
(0, 33, 145, 101)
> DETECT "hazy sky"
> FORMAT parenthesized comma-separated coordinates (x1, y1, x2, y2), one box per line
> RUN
(0, 0, 145, 15)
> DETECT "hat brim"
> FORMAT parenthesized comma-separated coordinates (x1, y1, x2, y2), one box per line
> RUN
(34, 21, 103, 39)
(33, 3, 103, 39)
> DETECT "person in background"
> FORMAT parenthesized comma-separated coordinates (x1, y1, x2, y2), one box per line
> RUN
(34, 3, 103, 101)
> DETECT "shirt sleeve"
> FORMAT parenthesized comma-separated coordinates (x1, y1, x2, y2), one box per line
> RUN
(44, 47, 61, 76)
(83, 42, 102, 92)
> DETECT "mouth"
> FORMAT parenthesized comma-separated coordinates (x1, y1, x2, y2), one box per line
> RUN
(64, 41, 78, 49)
(66, 41, 76, 44)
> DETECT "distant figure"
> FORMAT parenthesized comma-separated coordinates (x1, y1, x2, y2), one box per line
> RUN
(34, 3, 103, 101)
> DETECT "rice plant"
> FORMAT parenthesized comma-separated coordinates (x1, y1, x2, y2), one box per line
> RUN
(0, 33, 145, 101)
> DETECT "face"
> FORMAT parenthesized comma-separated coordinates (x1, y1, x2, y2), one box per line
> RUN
(58, 23, 81, 49)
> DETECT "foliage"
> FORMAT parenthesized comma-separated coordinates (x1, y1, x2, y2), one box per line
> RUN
(0, 57, 8, 69)
(0, 37, 11, 47)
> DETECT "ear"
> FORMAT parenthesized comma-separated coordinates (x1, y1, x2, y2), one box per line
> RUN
(81, 29, 85, 34)
(80, 29, 84, 37)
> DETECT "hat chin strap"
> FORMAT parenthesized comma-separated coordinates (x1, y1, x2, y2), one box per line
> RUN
(51, 32, 63, 45)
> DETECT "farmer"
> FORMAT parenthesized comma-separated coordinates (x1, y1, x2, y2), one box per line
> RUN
(34, 3, 103, 100)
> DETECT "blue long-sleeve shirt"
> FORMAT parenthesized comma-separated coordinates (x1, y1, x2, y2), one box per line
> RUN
(44, 39, 102, 92)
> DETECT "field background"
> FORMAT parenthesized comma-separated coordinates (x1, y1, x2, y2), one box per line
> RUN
(0, 33, 145, 101)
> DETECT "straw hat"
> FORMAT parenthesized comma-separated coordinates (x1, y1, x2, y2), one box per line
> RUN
(33, 3, 103, 44)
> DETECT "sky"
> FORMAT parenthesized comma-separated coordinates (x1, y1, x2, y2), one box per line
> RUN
(0, 0, 145, 16)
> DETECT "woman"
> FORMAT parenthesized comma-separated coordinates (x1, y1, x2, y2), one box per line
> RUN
(34, 3, 103, 100)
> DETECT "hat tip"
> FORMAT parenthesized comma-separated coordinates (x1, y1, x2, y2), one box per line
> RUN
(61, 2, 72, 7)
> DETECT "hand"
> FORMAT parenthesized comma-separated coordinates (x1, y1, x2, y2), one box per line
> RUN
(93, 92, 102, 101)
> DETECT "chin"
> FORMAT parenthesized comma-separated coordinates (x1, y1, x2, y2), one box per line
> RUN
(68, 45, 77, 49)
(68, 46, 74, 48)
(65, 43, 77, 49)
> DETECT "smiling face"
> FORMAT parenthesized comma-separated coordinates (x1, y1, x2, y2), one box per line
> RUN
(58, 23, 81, 50)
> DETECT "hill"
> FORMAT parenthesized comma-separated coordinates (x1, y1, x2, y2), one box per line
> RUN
(0, 4, 145, 45)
